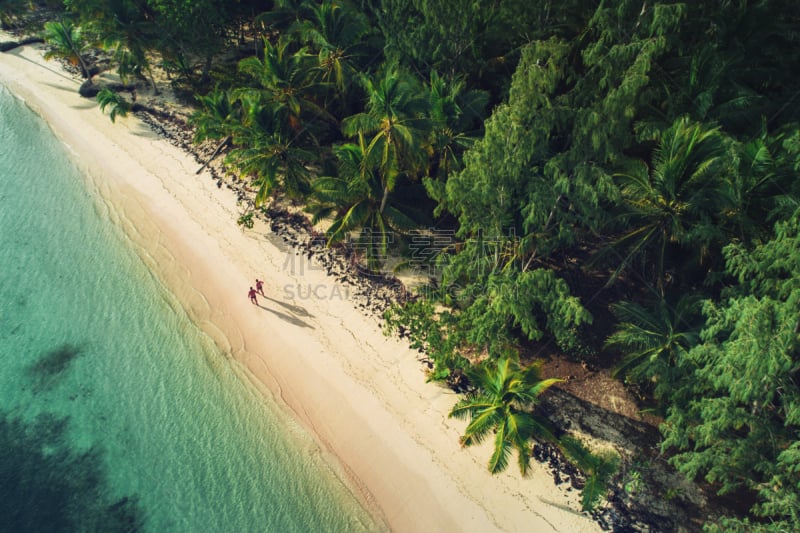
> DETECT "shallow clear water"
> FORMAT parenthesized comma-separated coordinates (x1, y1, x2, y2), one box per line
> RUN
(0, 83, 380, 532)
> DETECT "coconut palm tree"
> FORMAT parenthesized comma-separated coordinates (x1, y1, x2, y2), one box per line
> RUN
(727, 129, 800, 244)
(254, 0, 316, 36)
(604, 293, 701, 402)
(191, 87, 240, 143)
(236, 36, 334, 135)
(426, 71, 488, 180)
(188, 87, 242, 172)
(96, 87, 131, 122)
(449, 357, 561, 475)
(42, 19, 92, 80)
(95, 87, 168, 123)
(70, 0, 160, 92)
(225, 96, 317, 204)
(607, 117, 733, 292)
(306, 134, 424, 268)
(290, 1, 373, 97)
(342, 66, 431, 212)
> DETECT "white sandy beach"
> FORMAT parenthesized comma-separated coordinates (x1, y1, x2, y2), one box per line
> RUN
(0, 36, 600, 532)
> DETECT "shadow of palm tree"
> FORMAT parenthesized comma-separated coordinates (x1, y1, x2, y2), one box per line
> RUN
(8, 47, 79, 84)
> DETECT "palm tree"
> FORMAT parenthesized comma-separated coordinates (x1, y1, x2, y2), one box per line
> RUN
(78, 0, 160, 92)
(188, 88, 242, 172)
(607, 117, 733, 291)
(95, 87, 168, 123)
(43, 20, 92, 80)
(225, 96, 317, 204)
(604, 293, 700, 401)
(290, 1, 373, 97)
(254, 0, 316, 35)
(236, 36, 334, 134)
(306, 134, 423, 268)
(449, 358, 561, 475)
(728, 129, 799, 243)
(426, 71, 488, 180)
(191, 87, 240, 143)
(342, 67, 431, 212)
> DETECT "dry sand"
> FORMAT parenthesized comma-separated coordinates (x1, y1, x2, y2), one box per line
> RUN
(0, 37, 600, 533)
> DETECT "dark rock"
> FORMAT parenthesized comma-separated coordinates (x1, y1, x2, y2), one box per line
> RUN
(79, 80, 99, 97)
(0, 36, 44, 52)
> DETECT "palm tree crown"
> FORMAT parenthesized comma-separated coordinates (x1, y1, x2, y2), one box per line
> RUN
(306, 134, 422, 268)
(449, 358, 561, 475)
(605, 294, 700, 401)
(236, 36, 334, 134)
(609, 116, 733, 290)
(43, 19, 91, 79)
(342, 66, 431, 181)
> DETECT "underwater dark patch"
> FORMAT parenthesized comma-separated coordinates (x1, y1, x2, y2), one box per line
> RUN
(27, 343, 84, 392)
(0, 411, 144, 532)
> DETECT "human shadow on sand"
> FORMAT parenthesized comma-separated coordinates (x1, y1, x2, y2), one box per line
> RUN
(262, 295, 314, 318)
(254, 304, 314, 329)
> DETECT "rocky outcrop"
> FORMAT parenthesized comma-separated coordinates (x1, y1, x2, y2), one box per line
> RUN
(539, 389, 714, 532)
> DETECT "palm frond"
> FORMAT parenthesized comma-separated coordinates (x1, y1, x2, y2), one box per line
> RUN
(96, 88, 131, 123)
(487, 425, 512, 474)
(342, 112, 380, 137)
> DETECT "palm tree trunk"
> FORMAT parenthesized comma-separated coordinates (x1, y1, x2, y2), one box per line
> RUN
(201, 54, 213, 84)
(146, 68, 159, 95)
(379, 184, 390, 213)
(68, 38, 90, 80)
(57, 17, 91, 81)
(196, 136, 230, 174)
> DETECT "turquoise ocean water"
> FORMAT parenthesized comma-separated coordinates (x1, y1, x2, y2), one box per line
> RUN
(0, 83, 380, 532)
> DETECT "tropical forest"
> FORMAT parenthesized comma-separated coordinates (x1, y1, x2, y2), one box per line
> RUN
(3, 0, 800, 530)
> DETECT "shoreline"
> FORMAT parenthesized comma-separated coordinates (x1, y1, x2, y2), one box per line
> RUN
(0, 37, 599, 532)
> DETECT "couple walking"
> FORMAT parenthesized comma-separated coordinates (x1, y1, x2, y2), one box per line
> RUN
(248, 279, 265, 305)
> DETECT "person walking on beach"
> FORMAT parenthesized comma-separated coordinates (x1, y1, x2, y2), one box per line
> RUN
(248, 286, 258, 305)
(256, 279, 265, 296)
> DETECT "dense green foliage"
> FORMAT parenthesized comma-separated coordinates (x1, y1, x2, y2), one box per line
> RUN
(30, 0, 800, 526)
(661, 209, 800, 528)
